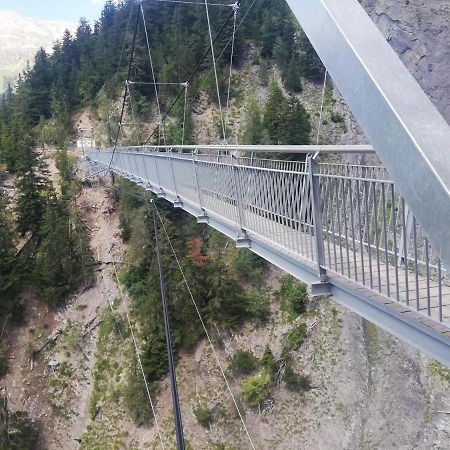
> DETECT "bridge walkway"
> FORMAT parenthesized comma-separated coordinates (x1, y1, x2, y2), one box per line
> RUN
(87, 148, 450, 364)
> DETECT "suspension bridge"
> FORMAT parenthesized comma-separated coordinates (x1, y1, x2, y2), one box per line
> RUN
(87, 0, 450, 374)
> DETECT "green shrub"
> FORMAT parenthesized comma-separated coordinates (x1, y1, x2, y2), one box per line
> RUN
(242, 370, 273, 406)
(283, 323, 307, 357)
(233, 249, 267, 280)
(276, 275, 308, 319)
(193, 405, 213, 427)
(261, 345, 277, 376)
(246, 289, 271, 323)
(283, 365, 311, 393)
(230, 350, 259, 375)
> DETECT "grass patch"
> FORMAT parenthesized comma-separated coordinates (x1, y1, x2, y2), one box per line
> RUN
(429, 361, 450, 384)
(365, 322, 380, 360)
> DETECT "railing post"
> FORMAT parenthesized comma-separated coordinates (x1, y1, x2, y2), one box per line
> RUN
(168, 147, 183, 208)
(151, 148, 163, 196)
(308, 155, 329, 290)
(231, 153, 249, 245)
(192, 151, 208, 223)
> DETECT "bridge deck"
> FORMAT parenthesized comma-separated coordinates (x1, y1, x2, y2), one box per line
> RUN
(86, 149, 450, 364)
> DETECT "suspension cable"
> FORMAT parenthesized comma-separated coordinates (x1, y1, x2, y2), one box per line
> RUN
(181, 83, 189, 146)
(151, 201, 257, 450)
(106, 3, 141, 173)
(208, 0, 257, 74)
(107, 4, 134, 146)
(141, 2, 166, 145)
(143, 6, 236, 145)
(152, 211, 185, 450)
(315, 69, 328, 146)
(112, 262, 166, 450)
(205, 0, 227, 142)
(126, 83, 140, 145)
(225, 3, 238, 141)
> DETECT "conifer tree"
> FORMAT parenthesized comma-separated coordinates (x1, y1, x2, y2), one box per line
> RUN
(263, 81, 288, 144)
(15, 158, 50, 236)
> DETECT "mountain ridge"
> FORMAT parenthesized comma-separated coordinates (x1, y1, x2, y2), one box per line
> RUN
(0, 10, 75, 92)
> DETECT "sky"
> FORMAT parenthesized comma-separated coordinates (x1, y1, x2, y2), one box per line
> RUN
(0, 0, 109, 23)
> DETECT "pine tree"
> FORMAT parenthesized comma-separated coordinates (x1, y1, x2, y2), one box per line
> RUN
(283, 95, 311, 145)
(283, 57, 302, 93)
(15, 158, 51, 236)
(263, 80, 288, 144)
(240, 97, 267, 145)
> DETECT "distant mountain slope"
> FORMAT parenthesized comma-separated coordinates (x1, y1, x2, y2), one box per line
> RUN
(0, 10, 75, 91)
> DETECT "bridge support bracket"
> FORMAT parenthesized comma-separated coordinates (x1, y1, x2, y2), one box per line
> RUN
(173, 197, 183, 209)
(197, 213, 209, 224)
(310, 281, 332, 298)
(157, 191, 166, 199)
(236, 237, 251, 249)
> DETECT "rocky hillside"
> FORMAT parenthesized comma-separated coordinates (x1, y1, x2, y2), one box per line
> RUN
(0, 10, 74, 91)
(361, 0, 450, 123)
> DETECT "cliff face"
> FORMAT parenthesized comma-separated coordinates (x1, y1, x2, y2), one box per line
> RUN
(361, 0, 450, 124)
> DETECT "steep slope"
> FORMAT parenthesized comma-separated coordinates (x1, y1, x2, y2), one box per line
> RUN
(361, 0, 450, 124)
(0, 10, 75, 91)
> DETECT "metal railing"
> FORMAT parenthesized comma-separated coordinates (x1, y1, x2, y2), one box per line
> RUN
(88, 148, 449, 328)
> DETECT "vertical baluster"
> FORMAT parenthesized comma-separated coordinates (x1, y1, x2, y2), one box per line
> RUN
(400, 198, 410, 305)
(425, 236, 431, 316)
(381, 184, 390, 297)
(412, 217, 420, 311)
(391, 185, 400, 301)
(372, 183, 382, 292)
(438, 258, 443, 322)
(341, 176, 351, 278)
(364, 180, 374, 289)
(309, 157, 327, 281)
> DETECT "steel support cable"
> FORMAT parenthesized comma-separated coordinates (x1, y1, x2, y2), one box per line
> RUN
(151, 202, 257, 450)
(181, 84, 188, 146)
(207, 0, 257, 76)
(152, 211, 185, 450)
(205, 0, 227, 142)
(106, 4, 141, 173)
(225, 4, 238, 143)
(143, 7, 236, 145)
(126, 84, 140, 145)
(107, 4, 135, 146)
(112, 262, 166, 450)
(141, 2, 166, 145)
(315, 69, 328, 146)
(86, 6, 136, 180)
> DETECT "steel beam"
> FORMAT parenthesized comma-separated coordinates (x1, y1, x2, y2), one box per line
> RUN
(285, 0, 450, 272)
